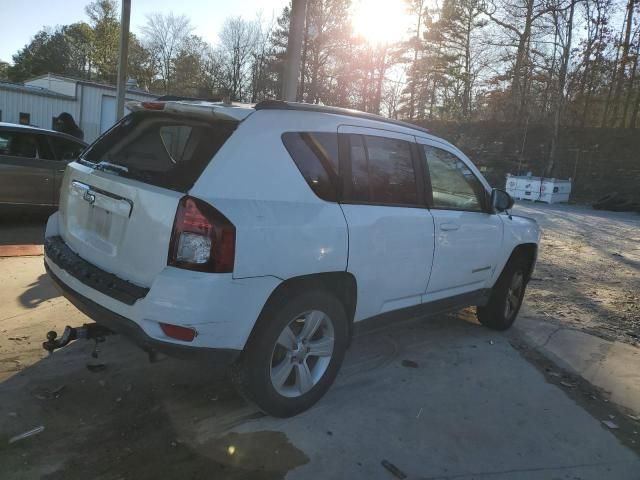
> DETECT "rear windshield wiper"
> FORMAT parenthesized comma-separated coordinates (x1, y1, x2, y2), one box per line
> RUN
(94, 161, 129, 175)
(94, 160, 155, 184)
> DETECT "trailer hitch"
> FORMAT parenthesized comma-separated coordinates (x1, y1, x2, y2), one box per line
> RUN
(43, 324, 114, 356)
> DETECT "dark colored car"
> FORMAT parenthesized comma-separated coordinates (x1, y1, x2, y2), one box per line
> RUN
(0, 122, 87, 207)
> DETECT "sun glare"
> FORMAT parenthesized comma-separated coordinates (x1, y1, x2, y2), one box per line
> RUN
(351, 0, 410, 45)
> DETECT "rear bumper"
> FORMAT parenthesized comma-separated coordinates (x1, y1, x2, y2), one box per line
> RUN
(44, 211, 281, 353)
(46, 262, 241, 364)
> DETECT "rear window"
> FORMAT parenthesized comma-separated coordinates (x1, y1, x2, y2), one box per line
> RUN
(282, 132, 339, 201)
(82, 112, 236, 191)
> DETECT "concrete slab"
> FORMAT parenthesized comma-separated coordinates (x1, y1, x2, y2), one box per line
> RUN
(515, 313, 640, 415)
(218, 316, 640, 480)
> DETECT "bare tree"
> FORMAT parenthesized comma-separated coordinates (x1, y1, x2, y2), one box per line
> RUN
(485, 0, 551, 123)
(218, 16, 260, 101)
(250, 14, 278, 102)
(142, 12, 193, 93)
(609, 0, 636, 126)
(545, 0, 577, 176)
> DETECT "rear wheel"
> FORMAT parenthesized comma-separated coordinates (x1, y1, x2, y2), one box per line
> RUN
(477, 256, 529, 331)
(232, 289, 348, 417)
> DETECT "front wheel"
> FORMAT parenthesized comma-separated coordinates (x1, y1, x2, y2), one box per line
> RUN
(232, 289, 349, 417)
(477, 256, 529, 331)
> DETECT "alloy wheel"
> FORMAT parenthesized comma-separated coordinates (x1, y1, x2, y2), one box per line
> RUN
(269, 310, 335, 398)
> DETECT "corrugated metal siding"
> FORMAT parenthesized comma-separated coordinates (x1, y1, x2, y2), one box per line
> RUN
(0, 89, 78, 129)
(79, 85, 156, 142)
(1, 80, 158, 142)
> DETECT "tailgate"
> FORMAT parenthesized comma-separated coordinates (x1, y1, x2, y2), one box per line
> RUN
(58, 161, 181, 287)
(55, 109, 240, 288)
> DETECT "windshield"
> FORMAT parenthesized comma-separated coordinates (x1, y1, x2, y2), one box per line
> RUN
(82, 111, 237, 192)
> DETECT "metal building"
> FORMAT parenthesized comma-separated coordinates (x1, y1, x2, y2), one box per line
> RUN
(0, 74, 157, 142)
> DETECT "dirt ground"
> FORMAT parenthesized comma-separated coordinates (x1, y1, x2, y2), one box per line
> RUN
(514, 202, 640, 346)
(0, 203, 638, 479)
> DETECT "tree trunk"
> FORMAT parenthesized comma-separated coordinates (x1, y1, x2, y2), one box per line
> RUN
(546, 0, 576, 177)
(462, 11, 472, 118)
(373, 47, 387, 115)
(298, 7, 310, 101)
(630, 78, 640, 128)
(511, 0, 534, 123)
(622, 44, 639, 127)
(601, 21, 625, 127)
(408, 0, 424, 120)
(609, 0, 635, 126)
(542, 23, 559, 117)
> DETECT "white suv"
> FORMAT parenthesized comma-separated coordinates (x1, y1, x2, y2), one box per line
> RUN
(44, 100, 540, 417)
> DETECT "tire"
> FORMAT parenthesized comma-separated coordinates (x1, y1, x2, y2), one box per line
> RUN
(232, 289, 349, 417)
(477, 255, 529, 331)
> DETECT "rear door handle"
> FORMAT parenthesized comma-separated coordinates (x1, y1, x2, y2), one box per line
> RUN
(440, 223, 460, 231)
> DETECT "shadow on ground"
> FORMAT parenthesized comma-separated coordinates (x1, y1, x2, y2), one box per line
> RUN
(1, 310, 638, 480)
(18, 274, 61, 309)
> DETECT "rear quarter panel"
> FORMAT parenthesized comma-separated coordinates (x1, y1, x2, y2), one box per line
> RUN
(189, 110, 349, 280)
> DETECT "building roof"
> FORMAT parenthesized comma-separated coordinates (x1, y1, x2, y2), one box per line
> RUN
(0, 81, 76, 100)
(25, 73, 158, 97)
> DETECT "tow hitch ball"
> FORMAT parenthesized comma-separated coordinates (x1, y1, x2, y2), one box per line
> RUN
(43, 324, 113, 355)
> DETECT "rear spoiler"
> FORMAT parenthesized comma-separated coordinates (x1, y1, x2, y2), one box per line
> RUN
(125, 101, 254, 122)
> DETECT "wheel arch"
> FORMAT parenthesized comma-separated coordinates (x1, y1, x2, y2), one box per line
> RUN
(245, 272, 358, 349)
(507, 243, 538, 281)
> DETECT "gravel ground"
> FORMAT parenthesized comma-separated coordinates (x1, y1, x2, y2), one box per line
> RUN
(514, 202, 640, 346)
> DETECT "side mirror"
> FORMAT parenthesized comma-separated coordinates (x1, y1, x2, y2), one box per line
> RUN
(491, 188, 514, 212)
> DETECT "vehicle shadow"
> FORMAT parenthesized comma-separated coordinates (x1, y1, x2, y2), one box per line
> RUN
(0, 312, 480, 479)
(18, 273, 61, 308)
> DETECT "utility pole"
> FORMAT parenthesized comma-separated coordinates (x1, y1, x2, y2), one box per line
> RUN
(283, 0, 307, 102)
(115, 0, 131, 120)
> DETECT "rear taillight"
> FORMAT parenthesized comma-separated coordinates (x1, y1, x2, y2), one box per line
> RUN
(168, 196, 236, 273)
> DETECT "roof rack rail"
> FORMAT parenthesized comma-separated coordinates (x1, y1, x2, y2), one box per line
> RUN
(254, 100, 429, 134)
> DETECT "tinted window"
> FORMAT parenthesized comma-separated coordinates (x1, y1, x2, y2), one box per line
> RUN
(423, 145, 485, 211)
(51, 136, 85, 160)
(282, 132, 339, 201)
(0, 131, 38, 158)
(346, 134, 418, 206)
(349, 134, 369, 202)
(83, 112, 236, 192)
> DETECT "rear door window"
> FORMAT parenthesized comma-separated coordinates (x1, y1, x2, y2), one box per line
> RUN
(282, 132, 339, 201)
(82, 112, 237, 192)
(345, 134, 418, 206)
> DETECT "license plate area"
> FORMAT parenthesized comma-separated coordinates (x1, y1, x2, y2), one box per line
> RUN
(66, 181, 133, 256)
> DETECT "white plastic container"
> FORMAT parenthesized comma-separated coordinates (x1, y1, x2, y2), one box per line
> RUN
(505, 174, 571, 203)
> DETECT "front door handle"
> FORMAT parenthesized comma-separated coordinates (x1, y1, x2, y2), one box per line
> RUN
(440, 222, 460, 231)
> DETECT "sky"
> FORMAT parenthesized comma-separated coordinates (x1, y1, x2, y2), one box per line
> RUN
(0, 0, 289, 63)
